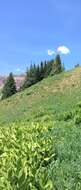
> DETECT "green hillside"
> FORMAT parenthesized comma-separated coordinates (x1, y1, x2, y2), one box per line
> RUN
(1, 67, 81, 189)
(0, 67, 81, 124)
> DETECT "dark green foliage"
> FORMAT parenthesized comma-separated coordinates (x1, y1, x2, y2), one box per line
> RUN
(2, 73, 17, 99)
(40, 61, 44, 80)
(51, 54, 62, 75)
(22, 62, 45, 89)
(43, 61, 47, 77)
(35, 65, 41, 82)
(21, 64, 37, 89)
(45, 60, 54, 77)
(22, 55, 63, 90)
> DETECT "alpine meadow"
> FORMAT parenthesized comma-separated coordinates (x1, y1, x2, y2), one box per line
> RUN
(0, 0, 81, 189)
(1, 65, 81, 189)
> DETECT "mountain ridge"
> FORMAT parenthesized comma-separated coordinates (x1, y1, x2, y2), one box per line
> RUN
(0, 74, 25, 89)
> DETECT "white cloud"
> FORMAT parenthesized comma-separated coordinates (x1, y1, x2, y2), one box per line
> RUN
(57, 46, 70, 54)
(47, 49, 55, 56)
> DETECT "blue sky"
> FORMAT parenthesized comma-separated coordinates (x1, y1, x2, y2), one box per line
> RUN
(0, 0, 81, 74)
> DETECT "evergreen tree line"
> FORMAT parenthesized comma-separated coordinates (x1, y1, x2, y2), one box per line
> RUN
(21, 60, 53, 89)
(1, 54, 64, 99)
(21, 54, 64, 89)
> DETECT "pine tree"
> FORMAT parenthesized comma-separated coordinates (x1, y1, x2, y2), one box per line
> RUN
(35, 65, 40, 82)
(22, 64, 37, 89)
(2, 73, 17, 99)
(43, 61, 47, 77)
(46, 59, 54, 76)
(51, 54, 62, 75)
(40, 62, 44, 80)
(28, 64, 36, 86)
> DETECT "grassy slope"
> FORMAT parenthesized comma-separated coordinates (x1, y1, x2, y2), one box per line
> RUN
(1, 67, 81, 189)
(0, 67, 81, 124)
